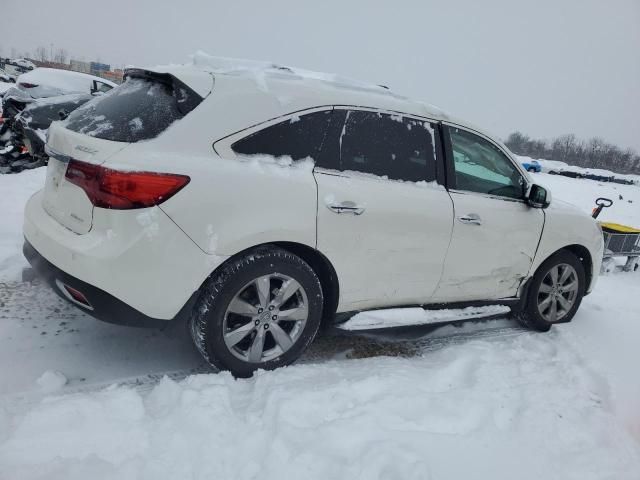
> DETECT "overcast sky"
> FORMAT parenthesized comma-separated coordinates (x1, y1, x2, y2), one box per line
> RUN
(3, 0, 639, 151)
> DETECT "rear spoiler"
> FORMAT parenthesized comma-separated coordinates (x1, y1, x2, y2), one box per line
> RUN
(123, 68, 204, 115)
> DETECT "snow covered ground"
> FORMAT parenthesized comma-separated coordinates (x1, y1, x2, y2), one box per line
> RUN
(1, 168, 639, 478)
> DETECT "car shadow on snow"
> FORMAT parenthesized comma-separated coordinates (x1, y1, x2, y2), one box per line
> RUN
(1, 279, 529, 396)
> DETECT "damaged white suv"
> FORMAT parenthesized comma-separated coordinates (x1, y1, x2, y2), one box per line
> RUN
(23, 57, 604, 376)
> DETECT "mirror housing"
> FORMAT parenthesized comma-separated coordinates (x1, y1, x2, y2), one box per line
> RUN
(526, 183, 551, 209)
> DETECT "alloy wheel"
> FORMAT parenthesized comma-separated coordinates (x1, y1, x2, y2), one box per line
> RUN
(223, 273, 309, 363)
(537, 263, 579, 323)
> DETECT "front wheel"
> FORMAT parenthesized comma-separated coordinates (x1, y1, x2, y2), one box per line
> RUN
(189, 246, 323, 377)
(516, 251, 586, 332)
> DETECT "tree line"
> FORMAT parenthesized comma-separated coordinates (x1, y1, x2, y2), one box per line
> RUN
(505, 132, 640, 175)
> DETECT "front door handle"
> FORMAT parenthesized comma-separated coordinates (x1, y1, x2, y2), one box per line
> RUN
(327, 201, 365, 215)
(458, 213, 482, 225)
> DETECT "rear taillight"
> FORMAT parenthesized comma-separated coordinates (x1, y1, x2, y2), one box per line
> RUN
(65, 160, 190, 209)
(19, 82, 37, 88)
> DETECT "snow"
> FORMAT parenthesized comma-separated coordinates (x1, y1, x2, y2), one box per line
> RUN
(36, 371, 67, 393)
(518, 155, 640, 183)
(128, 117, 143, 132)
(0, 164, 639, 478)
(13, 68, 116, 99)
(1, 329, 639, 479)
(340, 305, 511, 330)
(189, 51, 393, 96)
(0, 82, 13, 95)
(535, 172, 640, 226)
(0, 168, 46, 282)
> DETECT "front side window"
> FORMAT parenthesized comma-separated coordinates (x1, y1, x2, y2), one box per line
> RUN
(231, 110, 331, 161)
(448, 127, 525, 199)
(339, 110, 436, 182)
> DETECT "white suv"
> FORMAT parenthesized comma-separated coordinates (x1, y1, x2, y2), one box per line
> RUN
(23, 59, 604, 376)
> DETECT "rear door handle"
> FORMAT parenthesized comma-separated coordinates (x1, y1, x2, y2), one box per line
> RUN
(458, 213, 482, 225)
(327, 201, 365, 215)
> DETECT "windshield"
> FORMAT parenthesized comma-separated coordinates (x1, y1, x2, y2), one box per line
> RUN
(63, 74, 202, 142)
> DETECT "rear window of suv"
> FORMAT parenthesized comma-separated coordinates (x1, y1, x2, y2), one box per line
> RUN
(63, 73, 203, 143)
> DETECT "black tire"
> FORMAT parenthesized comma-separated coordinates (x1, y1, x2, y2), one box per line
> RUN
(516, 250, 586, 332)
(189, 246, 323, 377)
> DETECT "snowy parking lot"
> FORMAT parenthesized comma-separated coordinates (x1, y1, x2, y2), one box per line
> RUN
(1, 169, 640, 478)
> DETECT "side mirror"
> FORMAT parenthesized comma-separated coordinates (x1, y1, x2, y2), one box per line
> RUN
(526, 184, 551, 209)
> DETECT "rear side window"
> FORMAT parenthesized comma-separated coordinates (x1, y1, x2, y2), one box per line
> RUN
(339, 111, 436, 182)
(64, 75, 202, 142)
(231, 110, 331, 161)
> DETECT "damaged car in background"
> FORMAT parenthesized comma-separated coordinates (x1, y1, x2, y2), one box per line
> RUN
(0, 67, 116, 173)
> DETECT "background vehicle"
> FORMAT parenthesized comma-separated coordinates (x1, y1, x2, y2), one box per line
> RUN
(5, 94, 93, 171)
(521, 158, 541, 173)
(0, 67, 16, 83)
(2, 67, 115, 116)
(0, 68, 116, 172)
(23, 61, 604, 376)
(9, 58, 35, 70)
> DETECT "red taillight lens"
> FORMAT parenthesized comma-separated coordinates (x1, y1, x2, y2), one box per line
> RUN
(19, 82, 37, 88)
(65, 160, 190, 209)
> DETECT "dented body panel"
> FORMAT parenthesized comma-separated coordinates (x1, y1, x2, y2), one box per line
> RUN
(431, 190, 545, 302)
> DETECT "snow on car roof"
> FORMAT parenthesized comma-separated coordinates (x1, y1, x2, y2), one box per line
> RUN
(143, 51, 450, 121)
(17, 68, 116, 95)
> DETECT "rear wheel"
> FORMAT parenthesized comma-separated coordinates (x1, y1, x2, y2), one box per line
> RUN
(189, 246, 323, 377)
(517, 251, 585, 332)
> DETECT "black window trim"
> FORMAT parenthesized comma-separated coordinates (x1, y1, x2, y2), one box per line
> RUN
(441, 122, 529, 203)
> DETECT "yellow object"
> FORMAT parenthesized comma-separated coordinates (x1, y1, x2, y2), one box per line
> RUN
(599, 222, 640, 234)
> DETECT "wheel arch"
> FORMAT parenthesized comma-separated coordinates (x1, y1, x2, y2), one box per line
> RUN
(196, 241, 340, 325)
(271, 241, 340, 325)
(562, 244, 593, 292)
(533, 244, 594, 292)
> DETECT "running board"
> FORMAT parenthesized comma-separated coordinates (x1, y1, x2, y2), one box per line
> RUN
(337, 305, 512, 331)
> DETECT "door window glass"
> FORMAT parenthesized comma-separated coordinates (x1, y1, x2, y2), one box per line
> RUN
(339, 110, 436, 182)
(449, 127, 525, 199)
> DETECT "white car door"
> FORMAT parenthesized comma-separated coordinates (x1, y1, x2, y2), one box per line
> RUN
(315, 109, 454, 312)
(431, 125, 544, 302)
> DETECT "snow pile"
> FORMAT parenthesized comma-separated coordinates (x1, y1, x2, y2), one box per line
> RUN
(36, 371, 67, 393)
(189, 51, 393, 95)
(340, 305, 510, 330)
(2, 329, 640, 479)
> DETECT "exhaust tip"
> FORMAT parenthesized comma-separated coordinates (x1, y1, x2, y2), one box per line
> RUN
(55, 279, 94, 310)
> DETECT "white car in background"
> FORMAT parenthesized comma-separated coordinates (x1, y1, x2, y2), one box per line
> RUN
(9, 58, 36, 70)
(23, 59, 604, 376)
(2, 68, 116, 107)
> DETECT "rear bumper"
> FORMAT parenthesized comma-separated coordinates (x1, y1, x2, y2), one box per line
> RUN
(24, 240, 192, 328)
(23, 189, 227, 322)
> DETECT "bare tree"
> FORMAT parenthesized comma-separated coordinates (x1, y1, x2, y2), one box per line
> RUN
(34, 46, 48, 62)
(506, 131, 640, 175)
(53, 48, 68, 64)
